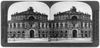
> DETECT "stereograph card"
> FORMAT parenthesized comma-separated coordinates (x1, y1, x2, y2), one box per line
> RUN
(1, 0, 99, 47)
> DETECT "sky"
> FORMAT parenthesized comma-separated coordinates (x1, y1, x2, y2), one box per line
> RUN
(8, 2, 92, 20)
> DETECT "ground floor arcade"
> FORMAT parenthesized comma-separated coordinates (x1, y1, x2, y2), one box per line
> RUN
(8, 29, 92, 39)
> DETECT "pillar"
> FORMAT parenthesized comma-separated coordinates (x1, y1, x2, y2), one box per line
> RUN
(47, 23, 49, 28)
(40, 23, 42, 28)
(58, 22, 61, 28)
(79, 31, 82, 38)
(90, 23, 92, 28)
(87, 23, 89, 28)
(83, 22, 85, 28)
(77, 30, 81, 38)
(20, 22, 22, 28)
(68, 30, 71, 38)
(54, 23, 56, 28)
(83, 31, 85, 38)
(8, 23, 10, 28)
(16, 23, 18, 28)
(44, 23, 46, 28)
(62, 22, 65, 28)
(12, 23, 14, 28)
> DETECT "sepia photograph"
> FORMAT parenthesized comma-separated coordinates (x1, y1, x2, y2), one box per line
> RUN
(7, 2, 92, 43)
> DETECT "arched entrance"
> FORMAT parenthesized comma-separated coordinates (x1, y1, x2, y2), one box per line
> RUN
(29, 16, 35, 20)
(72, 30, 77, 38)
(71, 16, 77, 20)
(30, 30, 34, 38)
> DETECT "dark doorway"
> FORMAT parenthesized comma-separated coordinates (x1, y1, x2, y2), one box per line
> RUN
(72, 16, 77, 20)
(72, 30, 77, 38)
(29, 16, 35, 20)
(30, 30, 34, 38)
(54, 32, 58, 38)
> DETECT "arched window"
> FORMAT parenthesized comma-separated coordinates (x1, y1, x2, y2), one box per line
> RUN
(29, 16, 35, 20)
(22, 31, 25, 33)
(65, 31, 67, 33)
(21, 31, 25, 38)
(81, 31, 84, 38)
(18, 31, 20, 33)
(53, 31, 54, 33)
(71, 16, 78, 20)
(42, 34, 45, 38)
(65, 31, 67, 38)
(46, 31, 48, 37)
(88, 31, 91, 37)
(61, 31, 63, 33)
(72, 30, 77, 38)
(38, 31, 40, 33)
(10, 32, 12, 33)
(11, 31, 16, 38)
(17, 31, 20, 38)
(60, 31, 63, 38)
(42, 31, 44, 33)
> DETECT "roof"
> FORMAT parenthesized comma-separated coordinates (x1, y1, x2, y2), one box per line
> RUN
(54, 6, 90, 16)
(11, 7, 48, 17)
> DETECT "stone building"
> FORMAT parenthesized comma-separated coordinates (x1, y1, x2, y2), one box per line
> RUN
(8, 6, 92, 39)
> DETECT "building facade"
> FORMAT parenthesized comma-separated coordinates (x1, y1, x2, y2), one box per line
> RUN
(8, 6, 92, 39)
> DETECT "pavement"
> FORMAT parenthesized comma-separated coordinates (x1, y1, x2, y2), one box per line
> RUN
(8, 38, 92, 43)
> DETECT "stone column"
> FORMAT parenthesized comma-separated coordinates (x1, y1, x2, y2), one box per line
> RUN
(88, 31, 90, 37)
(62, 22, 65, 28)
(68, 30, 71, 38)
(12, 23, 14, 28)
(40, 23, 42, 28)
(83, 31, 85, 38)
(87, 23, 89, 28)
(44, 23, 46, 28)
(54, 23, 56, 28)
(83, 22, 85, 28)
(8, 24, 10, 28)
(79, 31, 82, 38)
(58, 22, 61, 28)
(77, 30, 81, 38)
(90, 23, 92, 28)
(20, 23, 22, 28)
(16, 23, 18, 28)
(47, 23, 49, 28)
